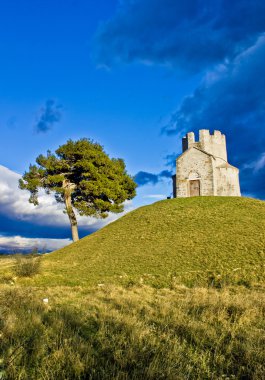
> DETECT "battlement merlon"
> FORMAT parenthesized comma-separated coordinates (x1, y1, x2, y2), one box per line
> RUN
(182, 132, 197, 152)
(199, 130, 227, 161)
(182, 132, 195, 152)
(199, 129, 226, 144)
(182, 130, 227, 161)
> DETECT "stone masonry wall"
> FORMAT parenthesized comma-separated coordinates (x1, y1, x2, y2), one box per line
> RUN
(176, 148, 215, 197)
(214, 166, 241, 196)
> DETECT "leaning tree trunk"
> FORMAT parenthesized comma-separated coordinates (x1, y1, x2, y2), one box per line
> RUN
(63, 180, 79, 242)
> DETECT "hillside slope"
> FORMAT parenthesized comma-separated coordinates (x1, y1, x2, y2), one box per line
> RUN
(30, 197, 265, 286)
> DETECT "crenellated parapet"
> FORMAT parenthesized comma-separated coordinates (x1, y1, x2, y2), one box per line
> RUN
(182, 130, 227, 161)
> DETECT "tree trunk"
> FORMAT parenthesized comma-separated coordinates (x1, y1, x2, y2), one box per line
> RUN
(70, 221, 79, 242)
(63, 180, 79, 242)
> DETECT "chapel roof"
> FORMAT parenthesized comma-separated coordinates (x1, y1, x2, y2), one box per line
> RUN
(176, 146, 215, 161)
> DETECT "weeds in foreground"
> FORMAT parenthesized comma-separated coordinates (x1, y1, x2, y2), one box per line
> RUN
(13, 254, 41, 278)
(0, 284, 264, 380)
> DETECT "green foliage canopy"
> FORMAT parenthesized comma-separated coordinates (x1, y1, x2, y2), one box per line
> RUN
(19, 138, 137, 240)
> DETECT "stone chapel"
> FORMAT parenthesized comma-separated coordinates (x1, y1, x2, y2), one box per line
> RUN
(172, 130, 241, 197)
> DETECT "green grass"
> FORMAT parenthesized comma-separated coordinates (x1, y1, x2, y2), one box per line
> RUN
(5, 196, 264, 287)
(0, 284, 264, 380)
(0, 196, 265, 379)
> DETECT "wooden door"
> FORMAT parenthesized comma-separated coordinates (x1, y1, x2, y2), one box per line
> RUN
(189, 180, 200, 196)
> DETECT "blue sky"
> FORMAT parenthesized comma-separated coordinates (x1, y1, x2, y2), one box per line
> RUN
(0, 0, 264, 252)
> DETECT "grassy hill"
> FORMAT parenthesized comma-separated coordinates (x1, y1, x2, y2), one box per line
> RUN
(1, 196, 265, 379)
(19, 196, 265, 287)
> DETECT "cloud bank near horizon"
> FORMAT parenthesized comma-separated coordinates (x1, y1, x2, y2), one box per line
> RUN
(0, 164, 134, 250)
(96, 0, 265, 198)
(0, 235, 71, 253)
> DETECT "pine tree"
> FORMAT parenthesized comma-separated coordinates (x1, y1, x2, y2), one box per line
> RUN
(19, 138, 137, 242)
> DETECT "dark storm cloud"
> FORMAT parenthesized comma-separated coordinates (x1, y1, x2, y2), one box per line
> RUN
(164, 153, 178, 169)
(35, 99, 62, 133)
(134, 172, 159, 186)
(135, 170, 172, 187)
(0, 214, 71, 240)
(95, 0, 265, 71)
(163, 36, 265, 198)
(95, 0, 265, 198)
(0, 212, 96, 253)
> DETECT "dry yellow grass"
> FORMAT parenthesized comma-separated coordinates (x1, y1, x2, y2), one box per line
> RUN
(0, 283, 264, 379)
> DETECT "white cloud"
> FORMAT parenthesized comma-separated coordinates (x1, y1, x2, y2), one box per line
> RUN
(0, 235, 71, 252)
(143, 194, 165, 199)
(0, 164, 67, 226)
(0, 164, 136, 232)
(254, 153, 265, 171)
(243, 152, 265, 172)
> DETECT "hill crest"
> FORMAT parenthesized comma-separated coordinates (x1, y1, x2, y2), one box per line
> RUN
(26, 197, 265, 287)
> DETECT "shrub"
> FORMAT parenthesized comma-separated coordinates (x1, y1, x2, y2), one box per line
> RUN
(13, 254, 41, 277)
